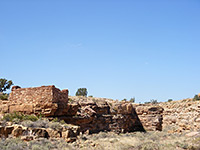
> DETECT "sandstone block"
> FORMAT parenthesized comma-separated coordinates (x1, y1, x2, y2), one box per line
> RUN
(46, 128, 61, 138)
(12, 125, 23, 137)
(31, 128, 49, 139)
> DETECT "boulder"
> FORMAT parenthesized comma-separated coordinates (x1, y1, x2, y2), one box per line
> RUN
(46, 128, 61, 138)
(4, 126, 14, 137)
(12, 125, 23, 137)
(31, 128, 49, 139)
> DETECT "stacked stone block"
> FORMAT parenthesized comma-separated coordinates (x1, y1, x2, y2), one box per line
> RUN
(8, 85, 68, 116)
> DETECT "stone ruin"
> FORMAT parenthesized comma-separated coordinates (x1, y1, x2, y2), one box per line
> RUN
(0, 85, 164, 134)
(8, 85, 68, 116)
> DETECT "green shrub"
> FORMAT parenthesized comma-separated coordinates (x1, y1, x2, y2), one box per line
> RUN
(168, 99, 173, 102)
(150, 99, 158, 104)
(193, 94, 200, 101)
(75, 88, 88, 97)
(122, 98, 127, 102)
(2, 112, 38, 122)
(52, 117, 59, 122)
(0, 93, 9, 100)
(0, 78, 13, 93)
(129, 97, 135, 103)
(60, 120, 66, 124)
(21, 119, 49, 128)
(37, 113, 44, 119)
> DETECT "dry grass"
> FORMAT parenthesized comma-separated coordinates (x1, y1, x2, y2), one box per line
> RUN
(0, 130, 199, 150)
(73, 131, 200, 150)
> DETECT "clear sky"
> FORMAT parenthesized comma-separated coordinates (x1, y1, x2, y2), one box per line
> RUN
(1, 0, 200, 103)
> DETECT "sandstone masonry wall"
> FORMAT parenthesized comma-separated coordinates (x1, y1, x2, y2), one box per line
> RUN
(9, 85, 68, 104)
(159, 99, 200, 132)
(7, 85, 68, 116)
(135, 105, 164, 131)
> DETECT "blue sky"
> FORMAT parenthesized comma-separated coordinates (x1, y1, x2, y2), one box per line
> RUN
(1, 0, 200, 103)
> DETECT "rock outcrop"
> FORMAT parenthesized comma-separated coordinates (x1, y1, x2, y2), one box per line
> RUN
(0, 85, 164, 136)
(0, 122, 80, 142)
(59, 97, 146, 133)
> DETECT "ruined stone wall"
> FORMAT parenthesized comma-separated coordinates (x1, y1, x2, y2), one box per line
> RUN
(159, 99, 200, 132)
(135, 105, 164, 131)
(9, 85, 68, 104)
(7, 85, 68, 116)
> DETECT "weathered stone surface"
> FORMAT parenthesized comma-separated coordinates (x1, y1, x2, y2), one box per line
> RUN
(7, 85, 68, 116)
(0, 100, 9, 113)
(62, 125, 80, 142)
(62, 97, 146, 133)
(159, 99, 200, 132)
(9, 104, 34, 114)
(9, 85, 68, 104)
(46, 128, 61, 138)
(0, 125, 13, 137)
(0, 126, 4, 137)
(11, 125, 23, 137)
(31, 128, 49, 138)
(21, 135, 34, 141)
(135, 105, 164, 131)
(0, 122, 81, 142)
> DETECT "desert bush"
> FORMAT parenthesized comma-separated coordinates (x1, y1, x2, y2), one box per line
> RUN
(150, 99, 158, 104)
(60, 120, 66, 124)
(144, 99, 158, 104)
(136, 141, 160, 150)
(83, 131, 200, 150)
(12, 118, 21, 124)
(129, 97, 135, 103)
(29, 138, 73, 150)
(22, 118, 66, 130)
(0, 78, 13, 93)
(0, 138, 27, 150)
(0, 138, 73, 150)
(49, 122, 63, 131)
(52, 118, 66, 124)
(168, 99, 173, 102)
(2, 112, 38, 122)
(0, 93, 9, 100)
(75, 88, 88, 97)
(122, 98, 127, 102)
(68, 98, 74, 103)
(52, 117, 59, 122)
(193, 95, 200, 101)
(21, 119, 49, 128)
